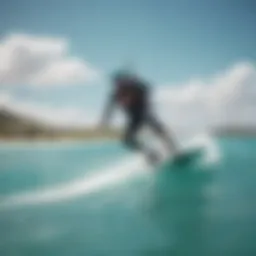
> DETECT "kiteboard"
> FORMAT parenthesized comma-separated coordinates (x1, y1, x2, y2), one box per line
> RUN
(159, 146, 204, 169)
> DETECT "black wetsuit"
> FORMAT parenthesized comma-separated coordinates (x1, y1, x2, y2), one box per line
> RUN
(106, 79, 164, 151)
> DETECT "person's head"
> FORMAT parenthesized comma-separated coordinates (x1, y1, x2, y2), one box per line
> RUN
(111, 69, 135, 86)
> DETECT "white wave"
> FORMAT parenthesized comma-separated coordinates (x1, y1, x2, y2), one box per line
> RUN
(181, 132, 221, 166)
(139, 126, 221, 166)
(0, 154, 149, 210)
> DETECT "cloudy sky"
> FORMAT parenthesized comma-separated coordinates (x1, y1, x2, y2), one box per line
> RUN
(0, 0, 255, 132)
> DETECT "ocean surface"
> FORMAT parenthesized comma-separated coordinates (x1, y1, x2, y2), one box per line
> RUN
(0, 135, 255, 256)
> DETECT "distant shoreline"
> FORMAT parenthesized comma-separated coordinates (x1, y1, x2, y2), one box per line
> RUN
(0, 138, 119, 149)
(0, 135, 119, 144)
(0, 128, 122, 143)
(212, 127, 256, 137)
(0, 108, 122, 143)
(0, 136, 119, 142)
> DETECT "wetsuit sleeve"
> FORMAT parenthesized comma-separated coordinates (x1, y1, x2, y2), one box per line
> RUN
(101, 91, 117, 124)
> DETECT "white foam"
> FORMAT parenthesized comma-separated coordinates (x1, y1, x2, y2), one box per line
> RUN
(182, 133, 221, 166)
(0, 154, 148, 210)
(139, 127, 221, 166)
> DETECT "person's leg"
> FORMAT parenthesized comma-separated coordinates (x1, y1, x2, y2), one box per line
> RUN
(123, 115, 159, 164)
(123, 118, 142, 150)
(147, 113, 179, 155)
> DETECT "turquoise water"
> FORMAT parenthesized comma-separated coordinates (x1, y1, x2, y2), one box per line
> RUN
(0, 137, 256, 255)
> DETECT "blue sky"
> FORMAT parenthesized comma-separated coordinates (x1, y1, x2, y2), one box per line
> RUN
(0, 0, 256, 127)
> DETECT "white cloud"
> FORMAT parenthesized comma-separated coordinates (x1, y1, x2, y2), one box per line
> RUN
(0, 92, 11, 105)
(154, 61, 256, 134)
(1, 61, 255, 134)
(0, 92, 98, 128)
(0, 34, 99, 87)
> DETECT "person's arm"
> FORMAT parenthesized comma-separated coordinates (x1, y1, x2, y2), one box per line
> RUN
(100, 91, 116, 127)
